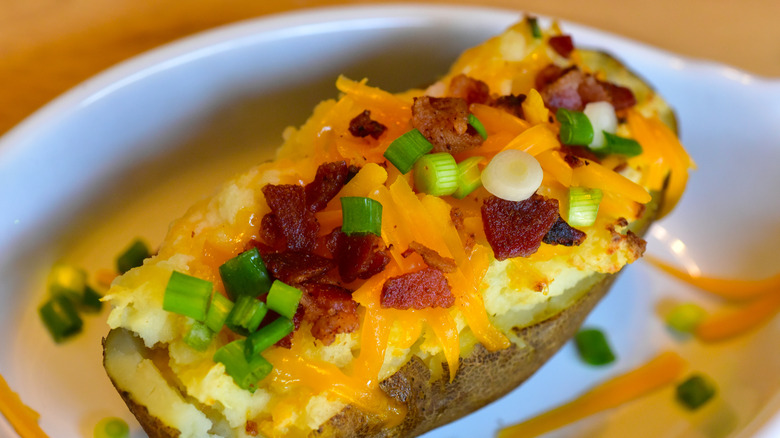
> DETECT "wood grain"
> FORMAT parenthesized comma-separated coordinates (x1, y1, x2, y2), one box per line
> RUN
(1, 0, 778, 136)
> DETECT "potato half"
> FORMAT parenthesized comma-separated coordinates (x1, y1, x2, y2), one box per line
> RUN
(102, 18, 686, 438)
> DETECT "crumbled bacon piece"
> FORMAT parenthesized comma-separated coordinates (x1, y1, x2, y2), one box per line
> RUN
(412, 96, 484, 154)
(560, 145, 601, 164)
(305, 161, 349, 212)
(549, 35, 574, 58)
(403, 241, 457, 273)
(300, 283, 359, 345)
(260, 214, 286, 250)
(245, 421, 259, 436)
(348, 110, 387, 140)
(491, 94, 527, 119)
(261, 251, 335, 285)
(262, 184, 319, 252)
(536, 64, 637, 112)
(331, 229, 390, 283)
(450, 207, 465, 232)
(481, 194, 560, 260)
(380, 268, 455, 310)
(449, 74, 491, 105)
(543, 215, 587, 246)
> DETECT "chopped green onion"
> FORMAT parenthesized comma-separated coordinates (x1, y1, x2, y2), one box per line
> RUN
(266, 280, 303, 320)
(116, 238, 150, 274)
(413, 153, 459, 196)
(340, 197, 383, 236)
(93, 417, 130, 438)
(226, 296, 268, 335)
(245, 317, 295, 357)
(383, 128, 433, 174)
(574, 328, 616, 366)
(162, 271, 212, 321)
(676, 374, 717, 410)
(219, 248, 272, 300)
(213, 339, 273, 392)
(468, 114, 488, 140)
(81, 285, 103, 313)
(556, 108, 594, 146)
(205, 293, 234, 333)
(452, 156, 484, 199)
(666, 303, 707, 334)
(39, 295, 83, 343)
(583, 102, 617, 149)
(48, 263, 87, 302)
(184, 320, 215, 351)
(528, 16, 542, 38)
(568, 187, 603, 227)
(481, 149, 544, 202)
(602, 132, 643, 157)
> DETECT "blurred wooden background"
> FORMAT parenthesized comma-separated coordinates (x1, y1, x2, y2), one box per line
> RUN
(1, 0, 778, 136)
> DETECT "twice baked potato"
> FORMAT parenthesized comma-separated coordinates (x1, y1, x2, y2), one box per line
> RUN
(102, 17, 692, 438)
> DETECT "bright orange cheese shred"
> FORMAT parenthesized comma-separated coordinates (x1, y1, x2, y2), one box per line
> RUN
(696, 291, 780, 342)
(0, 374, 49, 438)
(498, 351, 686, 438)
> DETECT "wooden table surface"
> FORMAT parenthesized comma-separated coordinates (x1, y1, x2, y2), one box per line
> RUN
(1, 0, 778, 136)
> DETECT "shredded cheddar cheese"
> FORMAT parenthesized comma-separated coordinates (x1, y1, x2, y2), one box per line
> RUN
(0, 374, 48, 438)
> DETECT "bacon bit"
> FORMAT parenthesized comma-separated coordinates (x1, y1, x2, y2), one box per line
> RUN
(300, 283, 360, 345)
(260, 214, 285, 250)
(549, 35, 574, 58)
(348, 110, 387, 140)
(491, 94, 527, 119)
(543, 215, 587, 246)
(305, 161, 350, 212)
(481, 194, 560, 260)
(412, 96, 484, 154)
(262, 184, 319, 252)
(449, 74, 492, 105)
(537, 64, 637, 111)
(245, 421, 259, 437)
(404, 241, 458, 273)
(331, 229, 391, 283)
(560, 145, 601, 164)
(380, 267, 455, 310)
(450, 207, 465, 232)
(563, 153, 585, 169)
(261, 251, 335, 285)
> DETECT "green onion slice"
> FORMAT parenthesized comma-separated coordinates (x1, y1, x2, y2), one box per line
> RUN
(39, 295, 83, 343)
(93, 417, 130, 438)
(226, 296, 268, 335)
(266, 280, 303, 320)
(205, 293, 234, 333)
(602, 132, 643, 157)
(574, 328, 616, 366)
(245, 317, 295, 358)
(383, 128, 434, 174)
(666, 302, 707, 334)
(48, 263, 87, 302)
(116, 238, 151, 274)
(468, 114, 488, 140)
(413, 152, 459, 196)
(81, 285, 103, 313)
(568, 187, 603, 227)
(528, 16, 542, 38)
(556, 108, 594, 146)
(184, 320, 215, 351)
(481, 149, 543, 202)
(676, 374, 717, 410)
(162, 271, 213, 321)
(219, 248, 272, 300)
(452, 156, 484, 199)
(213, 340, 273, 392)
(340, 197, 383, 236)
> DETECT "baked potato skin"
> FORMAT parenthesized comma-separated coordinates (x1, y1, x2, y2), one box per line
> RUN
(103, 274, 617, 438)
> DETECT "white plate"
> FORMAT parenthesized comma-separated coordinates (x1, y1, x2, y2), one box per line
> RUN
(1, 4, 779, 438)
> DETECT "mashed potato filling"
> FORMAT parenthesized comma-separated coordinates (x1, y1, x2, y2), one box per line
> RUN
(104, 18, 689, 438)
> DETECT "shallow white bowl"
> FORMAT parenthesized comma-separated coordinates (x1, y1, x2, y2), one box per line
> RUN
(1, 4, 779, 438)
